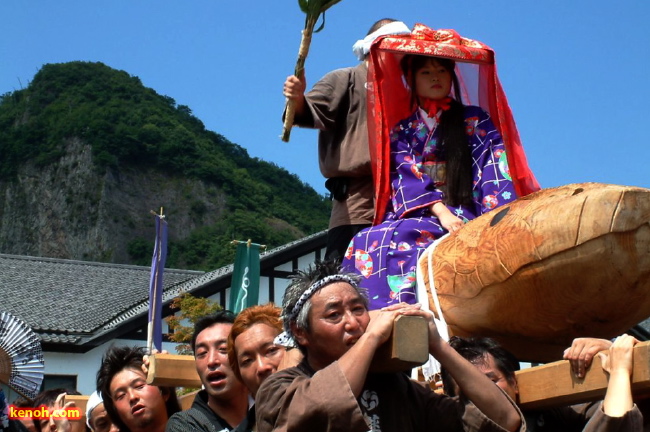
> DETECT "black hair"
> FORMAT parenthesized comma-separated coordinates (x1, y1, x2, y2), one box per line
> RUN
(401, 55, 474, 207)
(190, 310, 236, 353)
(441, 336, 520, 397)
(366, 18, 398, 36)
(96, 346, 180, 432)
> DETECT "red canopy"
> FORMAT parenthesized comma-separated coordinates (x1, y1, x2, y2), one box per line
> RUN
(368, 24, 540, 223)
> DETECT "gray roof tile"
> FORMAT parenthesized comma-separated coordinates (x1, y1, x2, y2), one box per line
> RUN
(0, 231, 328, 347)
(0, 254, 203, 334)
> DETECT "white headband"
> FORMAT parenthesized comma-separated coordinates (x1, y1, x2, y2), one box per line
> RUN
(352, 21, 411, 61)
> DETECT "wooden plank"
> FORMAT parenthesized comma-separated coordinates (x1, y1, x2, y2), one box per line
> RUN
(517, 341, 650, 410)
(146, 353, 201, 388)
(371, 315, 429, 373)
(146, 316, 429, 387)
(65, 395, 89, 424)
(178, 390, 199, 411)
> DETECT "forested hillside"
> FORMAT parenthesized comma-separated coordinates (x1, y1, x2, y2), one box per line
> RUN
(0, 61, 330, 270)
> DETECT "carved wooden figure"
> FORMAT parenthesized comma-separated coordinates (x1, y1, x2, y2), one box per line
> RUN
(419, 183, 650, 362)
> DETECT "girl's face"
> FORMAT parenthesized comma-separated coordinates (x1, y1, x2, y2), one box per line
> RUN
(414, 59, 452, 101)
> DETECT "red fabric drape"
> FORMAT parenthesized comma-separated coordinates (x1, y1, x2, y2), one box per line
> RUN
(368, 24, 540, 224)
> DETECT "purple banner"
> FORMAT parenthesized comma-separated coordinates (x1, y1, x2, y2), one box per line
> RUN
(147, 215, 168, 352)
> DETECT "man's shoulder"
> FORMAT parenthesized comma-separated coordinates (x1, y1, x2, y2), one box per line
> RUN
(256, 365, 310, 402)
(165, 398, 231, 432)
(166, 407, 224, 432)
(318, 65, 361, 84)
(262, 365, 307, 386)
(326, 65, 357, 75)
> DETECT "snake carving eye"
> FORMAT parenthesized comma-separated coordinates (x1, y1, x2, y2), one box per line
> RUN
(490, 206, 510, 227)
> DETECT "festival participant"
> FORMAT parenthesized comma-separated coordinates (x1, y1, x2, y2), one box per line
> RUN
(255, 261, 523, 432)
(10, 398, 36, 432)
(96, 346, 180, 432)
(31, 389, 84, 432)
(565, 337, 650, 431)
(85, 391, 119, 432)
(343, 26, 539, 310)
(165, 311, 253, 432)
(226, 303, 292, 398)
(344, 53, 518, 308)
(441, 336, 643, 431)
(283, 18, 411, 262)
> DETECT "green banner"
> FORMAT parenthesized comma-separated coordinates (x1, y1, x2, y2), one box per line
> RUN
(230, 242, 261, 314)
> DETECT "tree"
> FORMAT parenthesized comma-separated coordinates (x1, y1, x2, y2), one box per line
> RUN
(165, 292, 222, 355)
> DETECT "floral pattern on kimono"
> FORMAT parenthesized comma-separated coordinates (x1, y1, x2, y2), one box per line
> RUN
(342, 105, 517, 310)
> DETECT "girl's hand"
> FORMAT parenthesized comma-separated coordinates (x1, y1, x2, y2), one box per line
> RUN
(431, 202, 463, 233)
(439, 213, 464, 233)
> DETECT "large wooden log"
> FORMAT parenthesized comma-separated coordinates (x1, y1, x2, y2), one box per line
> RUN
(419, 183, 650, 362)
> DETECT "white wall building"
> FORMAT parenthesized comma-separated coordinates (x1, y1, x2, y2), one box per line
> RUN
(0, 231, 326, 399)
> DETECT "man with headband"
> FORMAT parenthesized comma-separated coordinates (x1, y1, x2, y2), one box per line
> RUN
(255, 261, 524, 432)
(282, 19, 411, 262)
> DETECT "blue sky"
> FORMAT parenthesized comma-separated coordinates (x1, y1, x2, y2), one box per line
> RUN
(2, 1, 649, 195)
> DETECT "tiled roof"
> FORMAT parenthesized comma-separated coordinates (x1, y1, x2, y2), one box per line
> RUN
(0, 231, 328, 348)
(0, 254, 203, 336)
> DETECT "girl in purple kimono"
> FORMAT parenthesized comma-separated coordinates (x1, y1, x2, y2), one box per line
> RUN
(342, 55, 517, 310)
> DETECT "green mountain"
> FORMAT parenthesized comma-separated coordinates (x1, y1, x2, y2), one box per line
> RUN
(0, 61, 330, 270)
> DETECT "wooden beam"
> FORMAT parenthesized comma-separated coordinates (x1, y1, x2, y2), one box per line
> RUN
(371, 315, 429, 372)
(146, 353, 201, 388)
(178, 390, 199, 411)
(517, 341, 650, 410)
(65, 395, 89, 424)
(146, 316, 429, 387)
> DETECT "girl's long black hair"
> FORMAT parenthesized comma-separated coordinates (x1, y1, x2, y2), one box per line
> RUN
(402, 55, 474, 207)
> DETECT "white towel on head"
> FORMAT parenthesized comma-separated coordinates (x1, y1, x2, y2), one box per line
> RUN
(86, 391, 103, 429)
(352, 21, 411, 61)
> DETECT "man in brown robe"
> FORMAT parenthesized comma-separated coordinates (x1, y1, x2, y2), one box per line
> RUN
(255, 261, 525, 432)
(441, 336, 643, 432)
(282, 19, 411, 262)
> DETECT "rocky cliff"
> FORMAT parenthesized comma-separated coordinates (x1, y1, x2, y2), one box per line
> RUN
(0, 62, 329, 268)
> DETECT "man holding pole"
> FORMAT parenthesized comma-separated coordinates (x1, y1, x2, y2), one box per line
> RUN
(282, 19, 410, 261)
(255, 261, 524, 432)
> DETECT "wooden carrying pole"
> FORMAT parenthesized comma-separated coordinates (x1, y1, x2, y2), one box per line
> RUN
(517, 341, 650, 410)
(146, 353, 201, 388)
(65, 395, 89, 424)
(371, 315, 428, 372)
(146, 316, 429, 387)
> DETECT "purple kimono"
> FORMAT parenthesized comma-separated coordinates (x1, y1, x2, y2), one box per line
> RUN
(342, 105, 517, 310)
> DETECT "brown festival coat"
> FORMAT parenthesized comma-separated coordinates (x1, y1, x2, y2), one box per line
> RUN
(255, 360, 526, 432)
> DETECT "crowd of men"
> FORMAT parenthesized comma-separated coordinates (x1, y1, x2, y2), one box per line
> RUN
(3, 261, 644, 432)
(3, 15, 645, 432)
